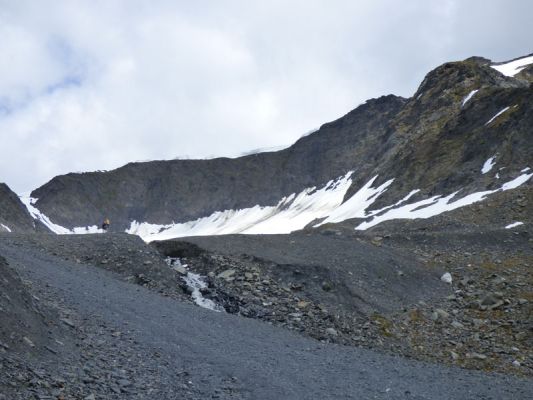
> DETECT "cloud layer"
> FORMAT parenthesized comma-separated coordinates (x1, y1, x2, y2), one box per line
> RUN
(1, 0, 531, 193)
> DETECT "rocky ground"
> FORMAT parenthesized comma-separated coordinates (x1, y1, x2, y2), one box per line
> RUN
(0, 236, 232, 399)
(1, 232, 532, 399)
(1, 233, 189, 302)
(155, 225, 532, 378)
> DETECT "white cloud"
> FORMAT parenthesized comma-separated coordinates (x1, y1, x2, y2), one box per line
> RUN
(0, 0, 532, 193)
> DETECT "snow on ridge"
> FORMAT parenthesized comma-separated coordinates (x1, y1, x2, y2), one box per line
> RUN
(0, 223, 11, 232)
(128, 172, 359, 241)
(20, 169, 533, 242)
(485, 107, 511, 126)
(355, 171, 533, 230)
(491, 55, 533, 77)
(461, 89, 478, 107)
(505, 222, 524, 229)
(481, 156, 496, 174)
(20, 197, 72, 234)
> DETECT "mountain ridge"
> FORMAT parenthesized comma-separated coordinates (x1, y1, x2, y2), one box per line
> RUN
(24, 54, 533, 235)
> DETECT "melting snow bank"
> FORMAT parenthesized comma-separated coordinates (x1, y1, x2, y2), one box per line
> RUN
(166, 257, 222, 312)
(355, 172, 533, 230)
(20, 196, 104, 234)
(491, 55, 533, 77)
(505, 222, 524, 229)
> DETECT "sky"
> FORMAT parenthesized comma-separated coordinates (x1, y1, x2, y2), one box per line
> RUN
(1, 0, 532, 193)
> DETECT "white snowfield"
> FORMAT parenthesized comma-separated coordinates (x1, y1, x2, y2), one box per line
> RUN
(491, 55, 533, 77)
(128, 170, 532, 241)
(21, 170, 532, 241)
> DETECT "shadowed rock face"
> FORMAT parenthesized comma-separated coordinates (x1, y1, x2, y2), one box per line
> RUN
(0, 183, 40, 233)
(0, 255, 50, 352)
(31, 56, 533, 231)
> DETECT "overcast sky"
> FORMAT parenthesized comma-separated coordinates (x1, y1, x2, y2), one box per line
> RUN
(1, 0, 531, 193)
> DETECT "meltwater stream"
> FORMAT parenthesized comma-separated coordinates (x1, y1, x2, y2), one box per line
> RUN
(165, 257, 222, 312)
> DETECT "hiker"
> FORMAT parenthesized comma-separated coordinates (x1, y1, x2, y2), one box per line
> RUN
(101, 218, 110, 232)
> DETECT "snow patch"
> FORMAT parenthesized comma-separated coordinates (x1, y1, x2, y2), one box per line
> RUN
(315, 176, 394, 226)
(461, 89, 478, 107)
(0, 223, 11, 232)
(485, 107, 510, 126)
(481, 156, 496, 174)
(505, 222, 524, 229)
(441, 272, 452, 284)
(491, 55, 533, 77)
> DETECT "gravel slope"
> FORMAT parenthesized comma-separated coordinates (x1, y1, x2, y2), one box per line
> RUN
(1, 234, 532, 399)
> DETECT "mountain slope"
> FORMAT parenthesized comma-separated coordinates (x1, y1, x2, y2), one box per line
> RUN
(29, 55, 533, 235)
(0, 183, 43, 233)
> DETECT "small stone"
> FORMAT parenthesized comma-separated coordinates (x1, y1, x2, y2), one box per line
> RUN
(23, 336, 35, 347)
(472, 319, 485, 328)
(217, 269, 236, 280)
(480, 292, 503, 306)
(325, 328, 338, 336)
(60, 318, 76, 328)
(468, 352, 487, 360)
(143, 260, 152, 265)
(296, 301, 310, 309)
(512, 360, 521, 367)
(441, 272, 452, 284)
(434, 308, 450, 320)
(451, 320, 464, 329)
(450, 351, 459, 360)
(84, 394, 96, 400)
(321, 281, 333, 291)
(117, 378, 132, 387)
(244, 272, 254, 280)
(173, 265, 187, 275)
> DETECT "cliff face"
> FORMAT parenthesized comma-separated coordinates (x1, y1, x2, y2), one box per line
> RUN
(30, 56, 532, 231)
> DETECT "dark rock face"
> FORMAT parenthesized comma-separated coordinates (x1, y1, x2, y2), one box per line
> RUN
(31, 56, 533, 230)
(0, 183, 40, 232)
